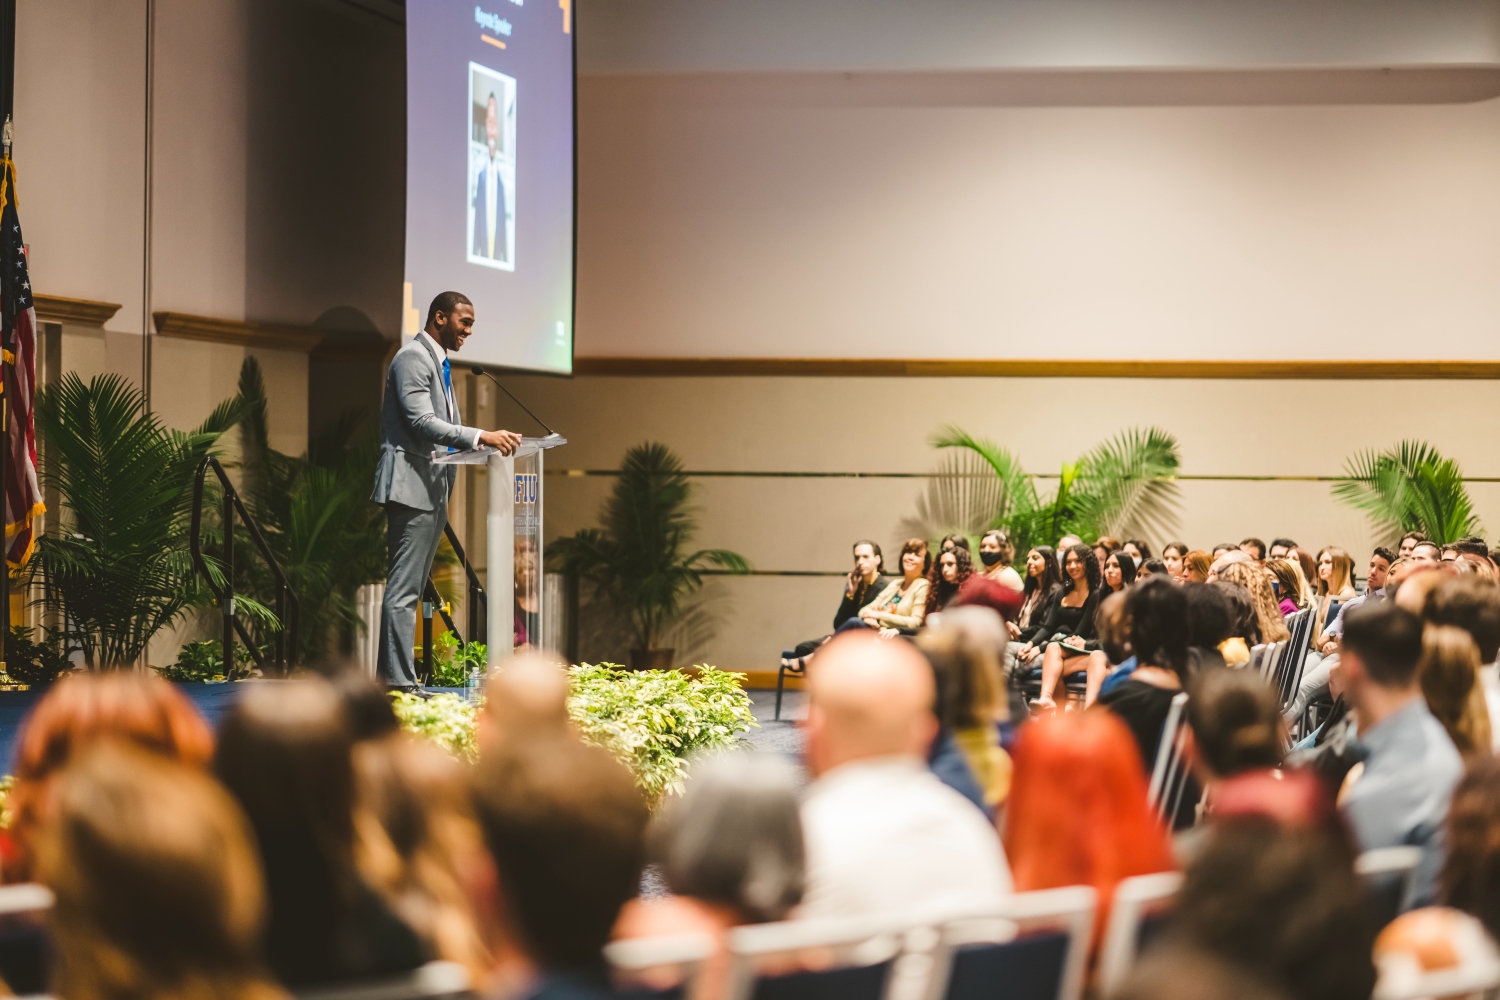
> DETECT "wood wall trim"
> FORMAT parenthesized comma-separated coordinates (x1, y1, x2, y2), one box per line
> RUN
(33, 294, 122, 326)
(571, 357, 1500, 380)
(152, 311, 391, 360)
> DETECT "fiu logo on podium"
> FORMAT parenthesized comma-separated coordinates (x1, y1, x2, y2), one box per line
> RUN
(514, 473, 539, 505)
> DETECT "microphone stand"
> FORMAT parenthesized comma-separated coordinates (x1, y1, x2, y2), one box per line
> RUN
(468, 365, 557, 437)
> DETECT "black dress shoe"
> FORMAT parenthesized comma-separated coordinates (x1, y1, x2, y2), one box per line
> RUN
(390, 684, 433, 700)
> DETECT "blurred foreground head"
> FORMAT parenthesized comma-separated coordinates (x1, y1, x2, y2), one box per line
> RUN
(9, 671, 214, 881)
(649, 753, 804, 924)
(471, 735, 647, 974)
(479, 655, 571, 756)
(803, 632, 936, 777)
(39, 743, 281, 1000)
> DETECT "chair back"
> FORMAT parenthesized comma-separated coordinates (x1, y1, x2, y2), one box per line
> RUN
(1269, 609, 1314, 709)
(1096, 872, 1183, 997)
(1147, 693, 1191, 824)
(1246, 643, 1268, 674)
(295, 962, 472, 1000)
(727, 914, 913, 1000)
(1256, 641, 1283, 681)
(1356, 846, 1423, 929)
(606, 932, 717, 1000)
(924, 886, 1097, 1000)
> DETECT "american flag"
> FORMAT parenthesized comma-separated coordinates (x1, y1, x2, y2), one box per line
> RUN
(0, 156, 42, 569)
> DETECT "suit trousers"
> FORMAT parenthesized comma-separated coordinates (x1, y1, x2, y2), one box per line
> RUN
(377, 501, 449, 688)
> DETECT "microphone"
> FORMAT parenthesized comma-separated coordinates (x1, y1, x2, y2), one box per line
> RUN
(468, 365, 558, 437)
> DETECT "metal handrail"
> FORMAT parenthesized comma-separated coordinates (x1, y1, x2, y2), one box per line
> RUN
(443, 522, 487, 643)
(419, 523, 485, 683)
(189, 456, 300, 676)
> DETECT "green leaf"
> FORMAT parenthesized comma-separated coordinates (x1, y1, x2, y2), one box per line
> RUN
(1332, 440, 1481, 545)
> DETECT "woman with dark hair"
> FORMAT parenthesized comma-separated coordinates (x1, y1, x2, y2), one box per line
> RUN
(1266, 559, 1304, 615)
(1137, 558, 1169, 580)
(1212, 581, 1260, 665)
(1026, 544, 1102, 710)
(1162, 542, 1190, 582)
(1102, 550, 1138, 597)
(941, 533, 971, 554)
(1099, 577, 1190, 770)
(1092, 536, 1123, 573)
(1123, 539, 1153, 564)
(1004, 546, 1064, 676)
(978, 529, 1023, 591)
(848, 538, 930, 635)
(926, 545, 975, 616)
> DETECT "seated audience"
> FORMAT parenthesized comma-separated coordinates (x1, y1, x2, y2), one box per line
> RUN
(783, 539, 886, 670)
(1417, 624, 1492, 757)
(925, 544, 974, 617)
(4, 671, 215, 882)
(1165, 815, 1377, 1000)
(845, 538, 930, 636)
(1240, 537, 1267, 561)
(1102, 548, 1138, 597)
(919, 607, 1013, 810)
(1212, 542, 1237, 559)
(37, 744, 287, 1000)
(1399, 531, 1428, 559)
(1057, 532, 1083, 552)
(1210, 580, 1257, 665)
(1083, 591, 1131, 704)
(1337, 602, 1464, 908)
(1003, 711, 1174, 951)
(216, 680, 426, 986)
(1440, 754, 1500, 942)
(1217, 561, 1290, 644)
(1137, 557, 1169, 580)
(1269, 538, 1297, 559)
(1410, 540, 1443, 567)
(941, 533, 971, 554)
(478, 655, 572, 758)
(470, 730, 650, 1000)
(1005, 545, 1063, 675)
(1092, 535, 1123, 571)
(1266, 559, 1303, 615)
(1315, 547, 1394, 656)
(798, 632, 1012, 918)
(1029, 544, 1102, 710)
(354, 732, 490, 977)
(1423, 574, 1500, 752)
(1182, 549, 1212, 583)
(1123, 538, 1152, 564)
(1162, 541, 1189, 581)
(977, 529, 1023, 590)
(615, 753, 802, 1000)
(1316, 545, 1357, 600)
(1181, 582, 1233, 675)
(1186, 669, 1285, 813)
(1098, 578, 1189, 771)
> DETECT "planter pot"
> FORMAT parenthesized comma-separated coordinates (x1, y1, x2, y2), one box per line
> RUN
(629, 648, 675, 672)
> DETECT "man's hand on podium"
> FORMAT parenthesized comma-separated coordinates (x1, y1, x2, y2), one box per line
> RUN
(479, 429, 523, 455)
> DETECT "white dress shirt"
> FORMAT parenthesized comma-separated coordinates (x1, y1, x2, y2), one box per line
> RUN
(798, 755, 1012, 920)
(417, 330, 483, 451)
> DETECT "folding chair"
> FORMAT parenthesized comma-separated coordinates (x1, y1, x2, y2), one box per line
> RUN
(1270, 609, 1314, 710)
(1245, 643, 1267, 675)
(1256, 641, 1283, 682)
(1096, 872, 1184, 997)
(727, 913, 914, 1000)
(923, 886, 1097, 1000)
(1147, 693, 1191, 825)
(774, 651, 806, 721)
(606, 931, 717, 1000)
(1356, 846, 1423, 928)
(296, 962, 472, 1000)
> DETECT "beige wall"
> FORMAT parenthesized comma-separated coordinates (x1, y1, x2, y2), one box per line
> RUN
(577, 79, 1500, 361)
(488, 372, 1500, 670)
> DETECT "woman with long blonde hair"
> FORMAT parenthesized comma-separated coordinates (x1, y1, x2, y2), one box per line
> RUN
(1313, 546, 1357, 640)
(1217, 561, 1291, 644)
(1418, 624, 1493, 757)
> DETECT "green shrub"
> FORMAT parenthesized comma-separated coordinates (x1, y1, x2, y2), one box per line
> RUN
(156, 639, 252, 683)
(6, 627, 68, 686)
(389, 664, 757, 801)
(567, 664, 757, 802)
(412, 631, 487, 688)
(390, 691, 479, 761)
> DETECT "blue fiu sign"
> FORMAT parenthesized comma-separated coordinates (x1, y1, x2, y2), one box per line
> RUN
(514, 473, 539, 505)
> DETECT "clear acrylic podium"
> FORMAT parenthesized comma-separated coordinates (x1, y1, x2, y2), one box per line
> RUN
(435, 433, 566, 667)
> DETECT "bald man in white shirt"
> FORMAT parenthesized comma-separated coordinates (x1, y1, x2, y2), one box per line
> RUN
(797, 632, 1012, 920)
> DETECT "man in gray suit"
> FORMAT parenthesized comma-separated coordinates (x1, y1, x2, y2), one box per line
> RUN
(371, 291, 521, 690)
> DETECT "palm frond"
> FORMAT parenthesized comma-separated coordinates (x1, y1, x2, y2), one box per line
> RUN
(1333, 440, 1480, 545)
(1071, 426, 1182, 544)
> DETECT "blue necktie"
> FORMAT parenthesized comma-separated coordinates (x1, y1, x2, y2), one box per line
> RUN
(441, 357, 456, 451)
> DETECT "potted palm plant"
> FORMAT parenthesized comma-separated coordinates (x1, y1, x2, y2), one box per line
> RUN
(549, 442, 749, 671)
(1332, 440, 1481, 544)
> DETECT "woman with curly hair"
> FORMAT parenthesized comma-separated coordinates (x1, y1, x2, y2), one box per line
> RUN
(925, 544, 974, 617)
(1217, 560, 1291, 644)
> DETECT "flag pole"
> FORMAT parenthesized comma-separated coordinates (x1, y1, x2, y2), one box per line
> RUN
(0, 0, 15, 668)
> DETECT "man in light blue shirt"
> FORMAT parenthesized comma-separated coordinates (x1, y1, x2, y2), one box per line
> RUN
(1339, 601, 1463, 909)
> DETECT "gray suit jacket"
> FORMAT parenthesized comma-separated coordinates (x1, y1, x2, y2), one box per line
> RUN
(371, 334, 480, 511)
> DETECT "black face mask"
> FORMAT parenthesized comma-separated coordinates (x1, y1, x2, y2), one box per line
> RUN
(979, 551, 1003, 567)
